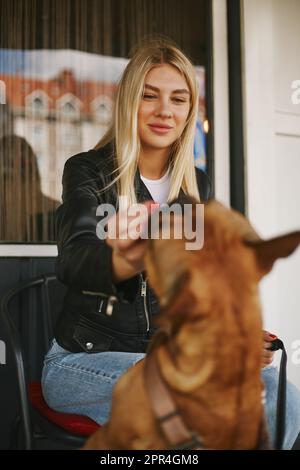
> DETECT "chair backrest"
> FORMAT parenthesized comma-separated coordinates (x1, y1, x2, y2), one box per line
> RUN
(0, 273, 66, 448)
(1, 273, 66, 376)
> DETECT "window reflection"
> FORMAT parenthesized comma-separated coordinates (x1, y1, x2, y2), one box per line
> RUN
(0, 52, 124, 208)
(0, 135, 59, 242)
(0, 0, 209, 243)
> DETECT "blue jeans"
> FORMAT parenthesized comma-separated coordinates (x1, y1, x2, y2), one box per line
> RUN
(42, 339, 300, 449)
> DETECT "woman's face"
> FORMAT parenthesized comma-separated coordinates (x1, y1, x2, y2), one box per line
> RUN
(138, 64, 191, 154)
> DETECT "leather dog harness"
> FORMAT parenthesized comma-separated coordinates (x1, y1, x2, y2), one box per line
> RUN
(144, 328, 272, 450)
(145, 351, 204, 450)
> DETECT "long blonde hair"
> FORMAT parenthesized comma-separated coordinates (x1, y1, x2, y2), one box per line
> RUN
(95, 38, 200, 206)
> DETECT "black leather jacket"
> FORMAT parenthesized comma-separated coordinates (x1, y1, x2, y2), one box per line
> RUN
(54, 142, 212, 354)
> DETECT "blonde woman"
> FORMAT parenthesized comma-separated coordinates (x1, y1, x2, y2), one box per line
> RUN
(41, 40, 300, 449)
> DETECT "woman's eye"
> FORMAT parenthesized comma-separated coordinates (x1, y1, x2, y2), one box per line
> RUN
(172, 97, 187, 104)
(143, 94, 157, 100)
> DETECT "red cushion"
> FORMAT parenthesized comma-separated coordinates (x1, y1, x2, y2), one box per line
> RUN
(28, 382, 100, 436)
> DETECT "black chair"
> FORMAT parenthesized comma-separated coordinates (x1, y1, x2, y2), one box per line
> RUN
(0, 273, 100, 450)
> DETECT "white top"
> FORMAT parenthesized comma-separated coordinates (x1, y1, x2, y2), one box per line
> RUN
(140, 168, 171, 204)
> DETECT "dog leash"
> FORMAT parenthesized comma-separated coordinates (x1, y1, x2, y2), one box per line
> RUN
(268, 338, 287, 450)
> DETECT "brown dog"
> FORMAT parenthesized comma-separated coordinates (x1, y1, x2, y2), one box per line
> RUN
(83, 199, 300, 450)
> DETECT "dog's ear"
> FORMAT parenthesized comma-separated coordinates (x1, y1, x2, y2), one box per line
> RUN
(245, 231, 300, 278)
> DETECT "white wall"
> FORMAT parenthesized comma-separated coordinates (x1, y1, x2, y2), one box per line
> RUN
(242, 0, 300, 388)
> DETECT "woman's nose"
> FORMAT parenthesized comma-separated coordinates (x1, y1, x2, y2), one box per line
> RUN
(154, 99, 172, 118)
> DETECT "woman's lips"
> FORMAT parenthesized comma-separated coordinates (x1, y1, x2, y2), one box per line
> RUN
(148, 124, 173, 134)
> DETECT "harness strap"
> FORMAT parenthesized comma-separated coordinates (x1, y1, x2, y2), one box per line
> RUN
(145, 331, 286, 449)
(144, 351, 203, 450)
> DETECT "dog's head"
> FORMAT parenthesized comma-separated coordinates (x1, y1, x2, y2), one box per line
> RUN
(145, 197, 300, 386)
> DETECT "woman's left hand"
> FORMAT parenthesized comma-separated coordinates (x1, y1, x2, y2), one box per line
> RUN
(262, 330, 277, 368)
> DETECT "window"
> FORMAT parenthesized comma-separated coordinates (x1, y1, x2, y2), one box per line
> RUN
(26, 90, 50, 117)
(92, 96, 113, 124)
(61, 101, 76, 117)
(58, 123, 81, 148)
(0, 0, 211, 243)
(57, 93, 81, 121)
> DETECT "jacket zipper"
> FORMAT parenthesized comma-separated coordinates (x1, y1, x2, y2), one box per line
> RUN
(140, 273, 150, 332)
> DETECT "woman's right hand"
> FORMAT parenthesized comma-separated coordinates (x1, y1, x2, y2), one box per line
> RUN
(106, 200, 159, 283)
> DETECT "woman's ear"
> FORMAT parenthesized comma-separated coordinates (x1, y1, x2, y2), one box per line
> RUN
(245, 231, 300, 278)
